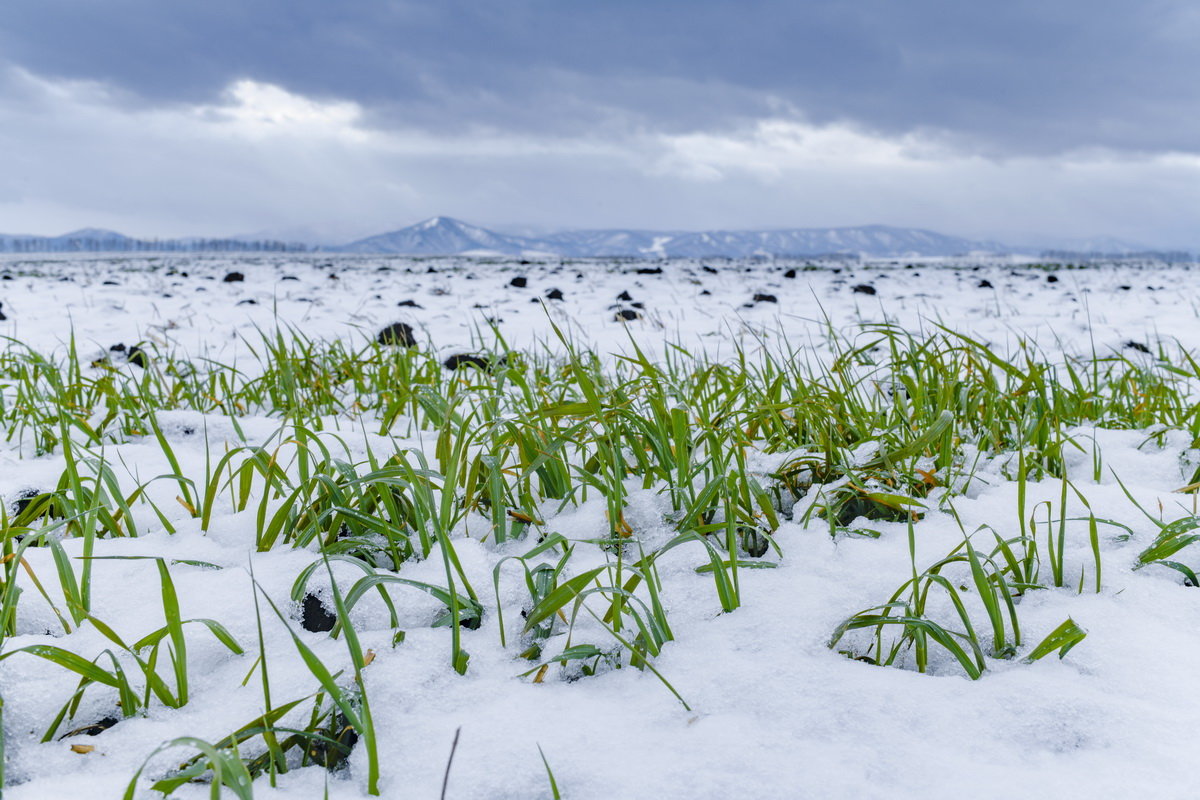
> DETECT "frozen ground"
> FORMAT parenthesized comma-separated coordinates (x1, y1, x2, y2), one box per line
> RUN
(0, 254, 1198, 799)
(0, 252, 1192, 363)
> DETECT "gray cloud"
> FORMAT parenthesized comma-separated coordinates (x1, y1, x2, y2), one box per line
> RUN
(4, 1, 1199, 151)
(0, 2, 1197, 244)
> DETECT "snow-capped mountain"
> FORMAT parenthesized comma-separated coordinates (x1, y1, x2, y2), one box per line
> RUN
(340, 217, 550, 255)
(339, 218, 1001, 257)
(545, 225, 998, 258)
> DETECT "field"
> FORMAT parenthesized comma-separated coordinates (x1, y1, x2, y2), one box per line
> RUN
(0, 253, 1198, 798)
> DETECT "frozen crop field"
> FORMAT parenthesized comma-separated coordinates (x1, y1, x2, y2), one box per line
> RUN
(1, 253, 1200, 799)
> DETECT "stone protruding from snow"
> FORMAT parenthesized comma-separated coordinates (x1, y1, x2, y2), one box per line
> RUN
(377, 322, 417, 347)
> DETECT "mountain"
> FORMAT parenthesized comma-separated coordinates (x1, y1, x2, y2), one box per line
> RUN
(339, 218, 1002, 258)
(548, 225, 999, 258)
(340, 217, 550, 255)
(3, 218, 1177, 258)
(539, 229, 683, 256)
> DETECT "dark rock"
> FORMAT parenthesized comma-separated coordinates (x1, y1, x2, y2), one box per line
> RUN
(237, 299, 257, 305)
(977, 279, 994, 289)
(376, 322, 416, 347)
(222, 272, 244, 283)
(1124, 340, 1151, 354)
(59, 716, 119, 739)
(509, 276, 528, 288)
(702, 266, 718, 274)
(1046, 274, 1059, 283)
(617, 290, 633, 302)
(301, 592, 337, 633)
(1118, 285, 1131, 291)
(783, 269, 797, 279)
(615, 309, 641, 322)
(127, 346, 149, 368)
(11, 488, 39, 516)
(102, 280, 119, 286)
(753, 294, 777, 304)
(281, 275, 299, 281)
(109, 343, 126, 352)
(545, 288, 564, 301)
(0, 303, 7, 321)
(443, 353, 492, 371)
(700, 289, 712, 296)
(397, 299, 424, 308)
(635, 267, 663, 275)
(851, 284, 877, 295)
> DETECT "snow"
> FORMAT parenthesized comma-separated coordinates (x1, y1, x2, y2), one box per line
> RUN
(0, 253, 1198, 798)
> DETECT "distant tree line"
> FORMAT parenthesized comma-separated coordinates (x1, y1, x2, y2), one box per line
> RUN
(1041, 249, 1196, 264)
(0, 237, 312, 254)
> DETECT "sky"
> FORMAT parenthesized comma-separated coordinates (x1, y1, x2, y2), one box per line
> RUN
(0, 0, 1197, 246)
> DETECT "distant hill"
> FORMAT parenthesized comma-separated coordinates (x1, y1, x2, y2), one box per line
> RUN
(338, 217, 1003, 257)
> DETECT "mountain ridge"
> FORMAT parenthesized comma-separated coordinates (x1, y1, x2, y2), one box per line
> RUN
(0, 217, 1186, 257)
(339, 217, 1006, 257)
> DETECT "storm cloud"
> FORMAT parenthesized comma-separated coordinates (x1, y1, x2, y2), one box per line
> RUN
(0, 1, 1196, 245)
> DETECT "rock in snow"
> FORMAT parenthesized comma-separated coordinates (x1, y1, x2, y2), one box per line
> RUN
(300, 592, 337, 633)
(376, 322, 417, 347)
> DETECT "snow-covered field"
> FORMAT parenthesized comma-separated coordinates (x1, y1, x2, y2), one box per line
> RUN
(1, 253, 1200, 799)
(1, 252, 1192, 362)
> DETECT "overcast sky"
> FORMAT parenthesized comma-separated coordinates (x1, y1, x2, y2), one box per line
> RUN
(1, 1, 1197, 245)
